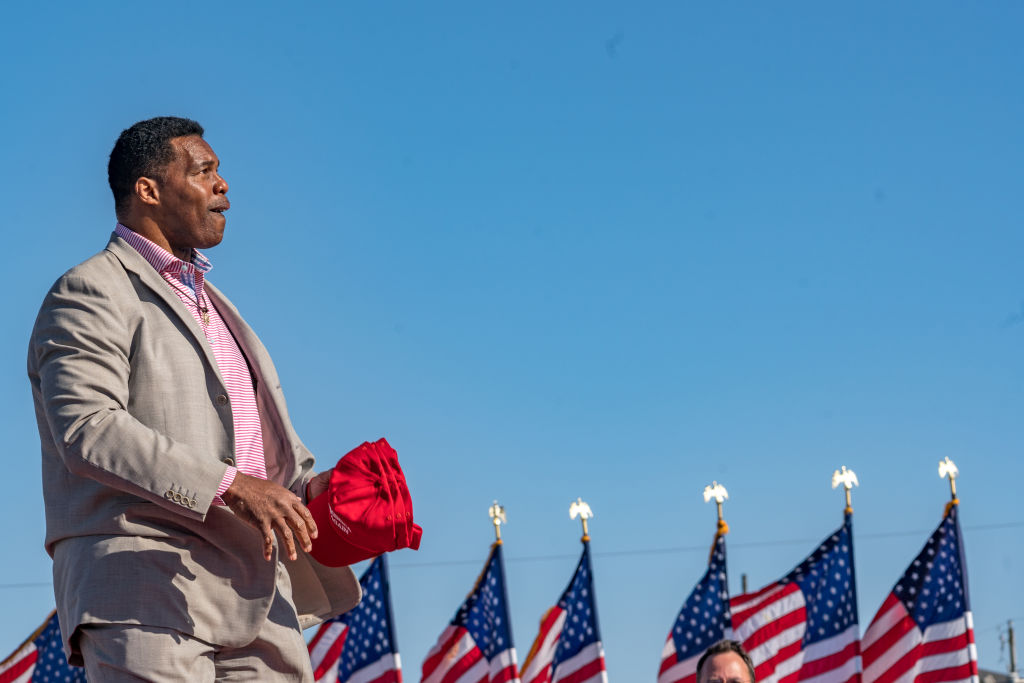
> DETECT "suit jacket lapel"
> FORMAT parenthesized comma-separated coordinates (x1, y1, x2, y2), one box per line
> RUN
(104, 234, 227, 389)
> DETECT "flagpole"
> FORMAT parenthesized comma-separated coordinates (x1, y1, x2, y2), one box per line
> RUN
(489, 500, 506, 546)
(570, 497, 593, 543)
(939, 458, 978, 683)
(489, 500, 521, 680)
(939, 457, 960, 517)
(703, 481, 729, 535)
(703, 481, 729, 561)
(833, 466, 861, 627)
(567, 496, 607, 682)
(831, 466, 858, 515)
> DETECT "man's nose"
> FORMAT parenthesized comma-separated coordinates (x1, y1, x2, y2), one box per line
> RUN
(214, 173, 229, 194)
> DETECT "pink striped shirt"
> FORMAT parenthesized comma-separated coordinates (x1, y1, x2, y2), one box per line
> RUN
(115, 224, 267, 504)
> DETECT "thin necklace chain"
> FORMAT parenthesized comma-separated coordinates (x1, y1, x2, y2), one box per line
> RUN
(165, 275, 211, 327)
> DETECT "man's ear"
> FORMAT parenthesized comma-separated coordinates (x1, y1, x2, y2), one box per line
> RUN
(135, 176, 160, 206)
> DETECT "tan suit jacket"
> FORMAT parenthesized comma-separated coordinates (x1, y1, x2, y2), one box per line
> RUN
(27, 234, 360, 664)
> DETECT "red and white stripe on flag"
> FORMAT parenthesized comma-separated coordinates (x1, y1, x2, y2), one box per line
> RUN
(520, 607, 607, 683)
(521, 607, 566, 683)
(731, 583, 861, 683)
(310, 621, 349, 683)
(0, 640, 37, 683)
(550, 642, 607, 683)
(862, 595, 977, 683)
(657, 640, 702, 683)
(421, 624, 519, 683)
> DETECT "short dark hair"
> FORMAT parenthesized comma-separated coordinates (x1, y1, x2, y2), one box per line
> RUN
(696, 640, 756, 683)
(108, 116, 204, 213)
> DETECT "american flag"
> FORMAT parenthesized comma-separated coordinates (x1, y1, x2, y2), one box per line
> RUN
(861, 505, 978, 683)
(520, 541, 607, 683)
(421, 543, 520, 683)
(308, 556, 403, 683)
(658, 532, 732, 683)
(730, 513, 861, 683)
(0, 611, 85, 683)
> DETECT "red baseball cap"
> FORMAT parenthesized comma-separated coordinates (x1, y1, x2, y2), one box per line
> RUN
(367, 438, 418, 548)
(308, 438, 423, 567)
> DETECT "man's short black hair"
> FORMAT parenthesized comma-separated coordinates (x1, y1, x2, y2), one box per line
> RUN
(696, 640, 756, 683)
(108, 116, 204, 214)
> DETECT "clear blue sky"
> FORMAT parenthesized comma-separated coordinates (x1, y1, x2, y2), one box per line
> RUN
(2, 2, 1022, 680)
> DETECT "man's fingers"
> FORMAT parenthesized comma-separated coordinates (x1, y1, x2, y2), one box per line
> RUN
(275, 517, 298, 561)
(284, 505, 313, 554)
(260, 521, 274, 562)
(298, 501, 318, 540)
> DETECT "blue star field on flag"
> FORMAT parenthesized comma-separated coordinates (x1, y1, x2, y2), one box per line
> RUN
(670, 533, 731, 656)
(894, 505, 968, 629)
(453, 543, 515, 661)
(781, 512, 859, 646)
(336, 556, 400, 682)
(33, 615, 83, 683)
(552, 542, 602, 670)
(421, 542, 519, 682)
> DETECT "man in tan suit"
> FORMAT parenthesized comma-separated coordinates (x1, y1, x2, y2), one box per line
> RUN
(27, 116, 360, 681)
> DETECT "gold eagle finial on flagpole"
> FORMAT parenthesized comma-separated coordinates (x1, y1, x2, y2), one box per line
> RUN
(488, 500, 506, 545)
(703, 481, 729, 535)
(831, 466, 859, 514)
(569, 497, 593, 542)
(938, 457, 960, 515)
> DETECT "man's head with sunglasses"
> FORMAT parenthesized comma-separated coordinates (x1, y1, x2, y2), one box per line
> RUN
(697, 640, 757, 683)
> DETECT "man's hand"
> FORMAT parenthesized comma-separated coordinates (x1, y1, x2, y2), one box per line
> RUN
(222, 474, 319, 562)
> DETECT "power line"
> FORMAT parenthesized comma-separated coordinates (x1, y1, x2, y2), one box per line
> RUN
(1, 519, 1020, 588)
(387, 519, 1024, 570)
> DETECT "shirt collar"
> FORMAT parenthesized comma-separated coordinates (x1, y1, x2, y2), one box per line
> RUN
(115, 223, 213, 277)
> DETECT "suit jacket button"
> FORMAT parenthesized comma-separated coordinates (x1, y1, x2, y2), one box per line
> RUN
(216, 394, 229, 406)
(222, 457, 236, 466)
(173, 492, 183, 503)
(164, 491, 174, 499)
